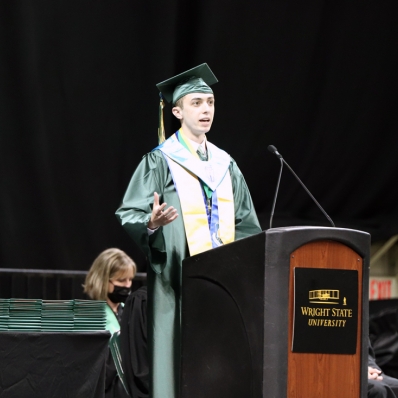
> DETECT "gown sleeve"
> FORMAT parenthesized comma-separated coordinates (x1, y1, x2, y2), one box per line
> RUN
(229, 158, 262, 240)
(115, 151, 168, 274)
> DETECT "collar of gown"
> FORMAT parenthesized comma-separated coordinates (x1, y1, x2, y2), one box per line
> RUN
(186, 136, 206, 153)
(156, 134, 231, 191)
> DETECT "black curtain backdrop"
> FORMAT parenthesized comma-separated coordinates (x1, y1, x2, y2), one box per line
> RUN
(1, 1, 398, 273)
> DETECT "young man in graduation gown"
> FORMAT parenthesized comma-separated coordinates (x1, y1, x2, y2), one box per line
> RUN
(116, 63, 262, 398)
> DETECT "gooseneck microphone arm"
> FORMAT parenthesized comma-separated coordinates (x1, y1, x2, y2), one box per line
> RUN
(267, 145, 335, 228)
(269, 157, 283, 229)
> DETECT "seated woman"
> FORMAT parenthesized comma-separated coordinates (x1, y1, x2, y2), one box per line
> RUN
(84, 248, 136, 398)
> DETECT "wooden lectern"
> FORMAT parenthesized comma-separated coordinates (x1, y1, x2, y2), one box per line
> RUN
(180, 226, 370, 398)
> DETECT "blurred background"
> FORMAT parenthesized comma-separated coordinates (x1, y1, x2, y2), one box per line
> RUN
(1, 0, 398, 300)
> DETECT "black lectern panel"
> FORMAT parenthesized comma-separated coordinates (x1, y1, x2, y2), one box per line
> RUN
(181, 232, 265, 398)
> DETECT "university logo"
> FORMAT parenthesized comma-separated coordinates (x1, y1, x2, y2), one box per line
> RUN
(294, 268, 357, 354)
(309, 289, 340, 304)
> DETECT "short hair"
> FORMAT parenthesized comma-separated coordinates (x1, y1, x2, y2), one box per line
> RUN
(83, 248, 137, 300)
(174, 96, 184, 109)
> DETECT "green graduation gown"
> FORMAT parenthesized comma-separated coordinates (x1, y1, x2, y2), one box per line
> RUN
(116, 147, 261, 398)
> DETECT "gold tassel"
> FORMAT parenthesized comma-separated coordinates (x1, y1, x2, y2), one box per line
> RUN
(158, 93, 166, 144)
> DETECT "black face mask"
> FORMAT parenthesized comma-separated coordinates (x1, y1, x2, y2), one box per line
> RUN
(108, 285, 131, 304)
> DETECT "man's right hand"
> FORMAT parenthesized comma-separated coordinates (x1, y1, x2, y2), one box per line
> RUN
(148, 192, 178, 230)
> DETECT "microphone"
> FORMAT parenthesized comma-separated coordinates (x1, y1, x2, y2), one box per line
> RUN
(267, 145, 282, 159)
(267, 145, 335, 229)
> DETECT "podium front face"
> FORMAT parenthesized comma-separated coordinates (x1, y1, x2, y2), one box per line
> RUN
(287, 241, 363, 397)
(181, 227, 369, 398)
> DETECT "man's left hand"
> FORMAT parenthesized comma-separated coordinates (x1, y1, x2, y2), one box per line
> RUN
(368, 366, 383, 380)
